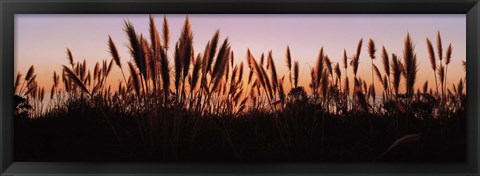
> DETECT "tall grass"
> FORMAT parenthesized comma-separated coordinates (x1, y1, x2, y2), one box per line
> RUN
(14, 16, 466, 162)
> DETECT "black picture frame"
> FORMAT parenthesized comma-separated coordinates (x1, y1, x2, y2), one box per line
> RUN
(1, 0, 479, 175)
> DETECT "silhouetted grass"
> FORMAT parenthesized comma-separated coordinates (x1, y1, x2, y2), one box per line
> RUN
(14, 16, 466, 163)
(14, 95, 465, 162)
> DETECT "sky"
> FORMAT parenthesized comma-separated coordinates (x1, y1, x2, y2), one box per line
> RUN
(15, 14, 466, 93)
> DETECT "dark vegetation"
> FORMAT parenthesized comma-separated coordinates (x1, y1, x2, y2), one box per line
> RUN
(14, 16, 466, 162)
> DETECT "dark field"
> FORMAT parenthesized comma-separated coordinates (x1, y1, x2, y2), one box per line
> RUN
(14, 94, 466, 162)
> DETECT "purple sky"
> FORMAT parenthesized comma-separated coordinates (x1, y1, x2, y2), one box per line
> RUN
(15, 14, 466, 92)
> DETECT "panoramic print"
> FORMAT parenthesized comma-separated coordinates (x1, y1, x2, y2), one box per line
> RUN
(14, 14, 466, 162)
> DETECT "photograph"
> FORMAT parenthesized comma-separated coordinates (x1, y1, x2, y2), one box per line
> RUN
(13, 14, 466, 163)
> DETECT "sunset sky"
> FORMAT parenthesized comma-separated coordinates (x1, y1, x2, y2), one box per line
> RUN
(15, 14, 466, 93)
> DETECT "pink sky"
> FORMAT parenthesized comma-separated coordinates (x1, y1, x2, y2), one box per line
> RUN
(15, 14, 466, 93)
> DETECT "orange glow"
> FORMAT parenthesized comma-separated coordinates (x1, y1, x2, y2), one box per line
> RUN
(15, 14, 466, 95)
